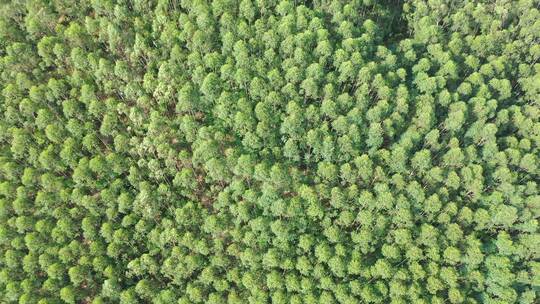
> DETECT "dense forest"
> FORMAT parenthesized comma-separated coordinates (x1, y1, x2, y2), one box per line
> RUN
(0, 0, 539, 303)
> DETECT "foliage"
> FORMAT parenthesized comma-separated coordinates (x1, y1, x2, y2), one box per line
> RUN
(0, 0, 539, 303)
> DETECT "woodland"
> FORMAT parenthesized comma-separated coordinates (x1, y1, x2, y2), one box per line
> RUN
(0, 0, 539, 303)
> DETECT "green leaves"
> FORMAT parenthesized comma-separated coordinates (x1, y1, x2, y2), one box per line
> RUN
(0, 1, 538, 303)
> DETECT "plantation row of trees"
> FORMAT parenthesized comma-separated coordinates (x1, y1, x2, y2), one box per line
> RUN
(0, 0, 538, 303)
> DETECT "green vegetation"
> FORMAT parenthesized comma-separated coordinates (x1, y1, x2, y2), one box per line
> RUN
(0, 0, 539, 303)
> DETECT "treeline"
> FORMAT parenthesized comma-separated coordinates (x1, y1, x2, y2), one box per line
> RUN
(0, 0, 538, 303)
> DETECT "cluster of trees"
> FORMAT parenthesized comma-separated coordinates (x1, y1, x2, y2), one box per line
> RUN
(0, 0, 538, 303)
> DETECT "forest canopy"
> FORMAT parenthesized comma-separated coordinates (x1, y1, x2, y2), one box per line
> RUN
(0, 0, 539, 303)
